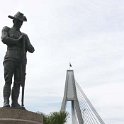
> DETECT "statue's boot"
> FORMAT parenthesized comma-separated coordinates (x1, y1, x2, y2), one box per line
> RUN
(3, 99, 10, 107)
(3, 84, 11, 107)
(11, 84, 21, 108)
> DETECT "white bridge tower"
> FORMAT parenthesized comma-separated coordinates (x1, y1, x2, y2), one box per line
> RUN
(61, 69, 105, 124)
(61, 70, 84, 124)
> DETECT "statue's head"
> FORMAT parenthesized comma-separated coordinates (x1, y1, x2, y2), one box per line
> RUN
(8, 12, 27, 22)
(8, 12, 27, 29)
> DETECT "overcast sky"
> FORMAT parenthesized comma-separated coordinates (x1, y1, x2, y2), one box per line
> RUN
(0, 0, 124, 124)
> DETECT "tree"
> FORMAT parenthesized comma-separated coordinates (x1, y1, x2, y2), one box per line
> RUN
(43, 111, 68, 124)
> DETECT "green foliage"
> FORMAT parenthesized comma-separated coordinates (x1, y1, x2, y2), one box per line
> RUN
(43, 111, 68, 124)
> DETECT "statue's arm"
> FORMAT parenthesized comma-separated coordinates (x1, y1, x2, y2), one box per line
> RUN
(1, 26, 19, 45)
(24, 34, 35, 53)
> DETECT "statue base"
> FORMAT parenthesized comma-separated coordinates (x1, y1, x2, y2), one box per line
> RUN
(0, 107, 43, 124)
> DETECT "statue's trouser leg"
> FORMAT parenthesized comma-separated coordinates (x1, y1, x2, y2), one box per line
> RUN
(11, 84, 20, 107)
(3, 61, 15, 107)
(11, 64, 21, 107)
(3, 84, 11, 107)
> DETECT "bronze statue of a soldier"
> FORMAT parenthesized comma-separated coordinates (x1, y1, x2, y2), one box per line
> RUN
(1, 12, 35, 108)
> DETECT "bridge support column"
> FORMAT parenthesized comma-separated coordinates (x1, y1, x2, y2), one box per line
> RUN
(61, 70, 84, 124)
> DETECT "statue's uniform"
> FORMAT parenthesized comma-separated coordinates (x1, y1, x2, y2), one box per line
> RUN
(1, 26, 34, 107)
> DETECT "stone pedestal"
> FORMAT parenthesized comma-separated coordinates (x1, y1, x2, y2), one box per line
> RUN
(0, 108, 43, 124)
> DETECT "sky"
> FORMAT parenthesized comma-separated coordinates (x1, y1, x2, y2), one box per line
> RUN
(0, 0, 124, 124)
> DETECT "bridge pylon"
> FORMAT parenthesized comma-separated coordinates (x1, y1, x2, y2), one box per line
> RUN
(61, 69, 105, 124)
(61, 70, 84, 124)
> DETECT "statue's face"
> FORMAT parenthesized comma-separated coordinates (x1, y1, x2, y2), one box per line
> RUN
(13, 19, 23, 29)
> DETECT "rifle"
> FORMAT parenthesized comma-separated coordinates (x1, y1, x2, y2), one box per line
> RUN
(21, 35, 26, 108)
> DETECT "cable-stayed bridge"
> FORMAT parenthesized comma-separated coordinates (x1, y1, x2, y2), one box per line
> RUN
(61, 69, 105, 124)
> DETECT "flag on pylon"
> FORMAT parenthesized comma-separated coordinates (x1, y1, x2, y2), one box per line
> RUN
(69, 63, 72, 67)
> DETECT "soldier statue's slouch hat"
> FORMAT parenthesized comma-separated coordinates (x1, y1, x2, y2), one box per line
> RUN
(8, 12, 27, 22)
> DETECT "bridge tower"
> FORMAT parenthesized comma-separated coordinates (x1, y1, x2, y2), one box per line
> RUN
(61, 69, 84, 124)
(61, 69, 105, 124)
